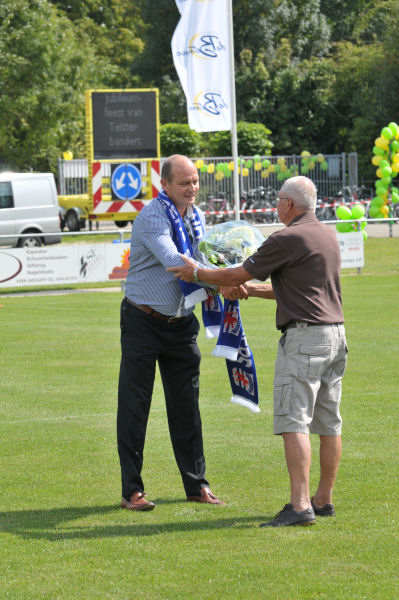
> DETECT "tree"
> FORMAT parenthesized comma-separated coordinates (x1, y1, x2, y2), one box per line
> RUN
(0, 0, 111, 172)
(50, 0, 146, 88)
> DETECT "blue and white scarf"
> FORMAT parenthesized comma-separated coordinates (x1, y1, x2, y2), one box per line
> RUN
(159, 190, 259, 413)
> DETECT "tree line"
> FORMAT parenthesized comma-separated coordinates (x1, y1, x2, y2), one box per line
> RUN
(0, 0, 398, 181)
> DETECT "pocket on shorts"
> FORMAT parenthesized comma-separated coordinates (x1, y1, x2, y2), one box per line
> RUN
(273, 376, 292, 415)
(299, 344, 331, 379)
(333, 343, 348, 378)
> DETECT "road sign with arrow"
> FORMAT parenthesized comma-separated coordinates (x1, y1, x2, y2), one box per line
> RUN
(111, 163, 142, 201)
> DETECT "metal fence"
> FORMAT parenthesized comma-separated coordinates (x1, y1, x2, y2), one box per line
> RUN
(192, 152, 358, 204)
(58, 153, 358, 199)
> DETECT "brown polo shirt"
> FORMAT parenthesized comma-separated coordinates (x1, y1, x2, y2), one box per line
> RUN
(243, 212, 344, 330)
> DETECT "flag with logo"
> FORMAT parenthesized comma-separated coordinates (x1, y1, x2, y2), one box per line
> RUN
(172, 0, 232, 132)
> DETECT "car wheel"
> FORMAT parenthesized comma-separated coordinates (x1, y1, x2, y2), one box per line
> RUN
(66, 210, 80, 232)
(18, 235, 42, 247)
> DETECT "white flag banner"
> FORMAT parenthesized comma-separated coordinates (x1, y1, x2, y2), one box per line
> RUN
(174, 0, 189, 15)
(172, 0, 232, 132)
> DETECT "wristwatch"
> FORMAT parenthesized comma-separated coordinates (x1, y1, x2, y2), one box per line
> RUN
(192, 266, 199, 283)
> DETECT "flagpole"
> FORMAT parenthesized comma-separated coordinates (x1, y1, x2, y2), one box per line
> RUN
(227, 0, 240, 221)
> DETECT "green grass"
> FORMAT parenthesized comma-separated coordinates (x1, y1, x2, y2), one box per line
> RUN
(0, 241, 398, 599)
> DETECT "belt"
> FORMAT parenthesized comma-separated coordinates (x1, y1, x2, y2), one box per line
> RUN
(125, 298, 185, 324)
(281, 321, 341, 333)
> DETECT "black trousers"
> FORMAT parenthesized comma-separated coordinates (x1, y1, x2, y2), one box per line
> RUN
(117, 298, 209, 499)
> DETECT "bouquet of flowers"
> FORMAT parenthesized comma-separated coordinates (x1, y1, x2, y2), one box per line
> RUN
(196, 219, 265, 268)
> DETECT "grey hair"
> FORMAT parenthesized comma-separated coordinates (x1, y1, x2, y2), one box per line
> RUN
(279, 176, 317, 212)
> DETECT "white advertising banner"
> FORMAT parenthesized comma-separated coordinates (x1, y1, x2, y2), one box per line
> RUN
(336, 232, 364, 269)
(172, 0, 231, 132)
(0, 243, 131, 288)
(0, 233, 364, 289)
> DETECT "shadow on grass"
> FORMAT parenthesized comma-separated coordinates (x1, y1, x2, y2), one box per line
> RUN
(0, 503, 267, 541)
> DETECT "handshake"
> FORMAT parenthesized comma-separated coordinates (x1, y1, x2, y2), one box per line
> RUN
(219, 283, 250, 301)
(166, 254, 273, 301)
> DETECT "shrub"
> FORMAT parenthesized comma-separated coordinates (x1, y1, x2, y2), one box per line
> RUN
(206, 122, 273, 156)
(160, 123, 202, 157)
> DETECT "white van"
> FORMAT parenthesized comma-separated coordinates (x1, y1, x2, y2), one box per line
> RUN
(0, 173, 62, 247)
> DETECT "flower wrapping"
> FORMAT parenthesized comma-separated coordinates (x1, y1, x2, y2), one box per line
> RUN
(196, 219, 265, 268)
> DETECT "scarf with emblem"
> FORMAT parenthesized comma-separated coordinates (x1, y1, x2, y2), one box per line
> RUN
(158, 190, 259, 412)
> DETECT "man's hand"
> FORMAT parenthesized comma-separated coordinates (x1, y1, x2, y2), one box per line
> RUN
(167, 254, 196, 282)
(219, 285, 249, 300)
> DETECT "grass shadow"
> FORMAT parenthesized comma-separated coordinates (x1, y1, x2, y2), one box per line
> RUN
(0, 504, 268, 541)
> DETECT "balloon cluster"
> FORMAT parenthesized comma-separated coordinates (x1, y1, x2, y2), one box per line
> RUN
(335, 203, 368, 241)
(300, 150, 328, 174)
(370, 122, 399, 218)
(195, 151, 328, 182)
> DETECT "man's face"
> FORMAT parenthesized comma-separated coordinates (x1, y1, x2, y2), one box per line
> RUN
(161, 159, 199, 215)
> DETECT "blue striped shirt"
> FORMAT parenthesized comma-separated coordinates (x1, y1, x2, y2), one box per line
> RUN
(124, 198, 206, 317)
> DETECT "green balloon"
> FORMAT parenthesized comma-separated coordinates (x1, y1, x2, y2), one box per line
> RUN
(381, 176, 392, 186)
(363, 230, 368, 242)
(373, 146, 386, 156)
(336, 205, 352, 220)
(254, 154, 261, 160)
(391, 192, 399, 204)
(201, 165, 207, 172)
(300, 166, 308, 174)
(358, 217, 367, 230)
(321, 161, 328, 171)
(381, 126, 393, 140)
(391, 141, 399, 152)
(245, 159, 253, 168)
(375, 179, 386, 188)
(376, 187, 387, 198)
(336, 222, 352, 233)
(368, 205, 380, 218)
(261, 159, 270, 168)
(371, 196, 384, 207)
(382, 165, 393, 177)
(379, 159, 389, 169)
(388, 122, 399, 137)
(351, 204, 365, 219)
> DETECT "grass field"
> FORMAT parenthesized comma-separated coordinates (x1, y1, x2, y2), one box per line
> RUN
(0, 239, 398, 599)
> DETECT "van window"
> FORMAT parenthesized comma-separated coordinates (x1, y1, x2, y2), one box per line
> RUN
(13, 178, 53, 208)
(0, 182, 13, 209)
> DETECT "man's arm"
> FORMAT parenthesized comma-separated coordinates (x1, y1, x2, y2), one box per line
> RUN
(244, 281, 275, 299)
(219, 281, 275, 301)
(167, 254, 253, 287)
(167, 254, 275, 300)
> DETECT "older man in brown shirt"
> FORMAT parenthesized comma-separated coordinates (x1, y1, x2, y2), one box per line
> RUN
(168, 175, 348, 527)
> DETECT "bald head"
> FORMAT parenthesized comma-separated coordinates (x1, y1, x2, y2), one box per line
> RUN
(161, 154, 196, 183)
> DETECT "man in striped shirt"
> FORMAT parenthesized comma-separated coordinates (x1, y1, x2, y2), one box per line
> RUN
(117, 154, 225, 511)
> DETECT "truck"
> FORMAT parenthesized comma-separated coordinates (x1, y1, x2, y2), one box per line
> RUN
(57, 158, 161, 231)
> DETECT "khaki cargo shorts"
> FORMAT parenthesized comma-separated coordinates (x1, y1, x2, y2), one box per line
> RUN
(273, 322, 348, 435)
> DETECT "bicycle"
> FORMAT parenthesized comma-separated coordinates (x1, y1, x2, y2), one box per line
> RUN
(198, 192, 232, 225)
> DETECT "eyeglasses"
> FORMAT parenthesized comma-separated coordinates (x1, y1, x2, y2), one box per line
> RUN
(278, 197, 290, 202)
